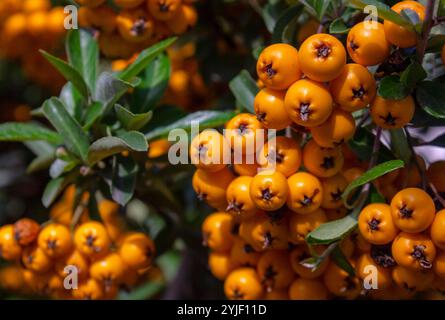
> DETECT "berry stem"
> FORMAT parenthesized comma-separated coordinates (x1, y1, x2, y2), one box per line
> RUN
(416, 0, 436, 62)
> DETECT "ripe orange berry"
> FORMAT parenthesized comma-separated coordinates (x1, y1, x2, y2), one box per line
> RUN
(323, 261, 361, 299)
(208, 251, 233, 281)
(254, 88, 291, 130)
(392, 232, 436, 271)
(257, 250, 294, 290)
(75, 0, 106, 8)
(258, 136, 302, 177)
(330, 64, 377, 112)
(72, 278, 104, 300)
(311, 109, 356, 148)
(284, 79, 333, 127)
(264, 288, 289, 300)
(55, 250, 90, 281)
(190, 129, 229, 172)
(74, 221, 111, 259)
(431, 210, 445, 251)
(13, 218, 40, 246)
(117, 9, 154, 43)
(118, 232, 155, 270)
(250, 170, 289, 211)
(303, 139, 344, 178)
(202, 212, 235, 252)
(346, 22, 390, 66)
(0, 266, 25, 292)
(342, 167, 364, 184)
(230, 237, 261, 268)
(433, 250, 445, 280)
(392, 265, 434, 291)
(114, 0, 145, 8)
(298, 33, 346, 82)
(240, 214, 289, 251)
(147, 0, 181, 21)
(320, 174, 348, 209)
(224, 267, 263, 300)
(226, 176, 256, 216)
(427, 161, 445, 192)
(288, 208, 327, 244)
(167, 4, 197, 34)
(370, 95, 415, 129)
(358, 203, 399, 245)
(256, 43, 301, 90)
(384, 1, 425, 48)
(287, 172, 323, 214)
(0, 224, 22, 261)
(192, 167, 235, 211)
(289, 278, 328, 300)
(289, 245, 329, 279)
(21, 245, 53, 274)
(356, 253, 392, 289)
(390, 188, 435, 233)
(90, 253, 126, 290)
(233, 153, 260, 177)
(224, 113, 264, 155)
(37, 223, 72, 258)
(83, 5, 117, 34)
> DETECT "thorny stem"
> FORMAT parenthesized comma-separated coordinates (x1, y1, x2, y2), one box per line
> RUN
(416, 0, 436, 62)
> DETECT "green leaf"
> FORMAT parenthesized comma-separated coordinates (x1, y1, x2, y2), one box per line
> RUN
(40, 50, 89, 99)
(82, 102, 103, 131)
(332, 245, 355, 276)
(131, 53, 171, 113)
(88, 131, 148, 165)
(59, 82, 82, 122)
(349, 0, 413, 29)
(145, 110, 236, 142)
(229, 70, 259, 113)
(272, 5, 304, 43)
(94, 72, 134, 116)
(24, 140, 56, 157)
(426, 34, 445, 53)
(400, 8, 421, 28)
(42, 97, 90, 161)
(262, 1, 287, 32)
(400, 61, 427, 89)
(49, 159, 78, 179)
(115, 105, 153, 131)
(348, 128, 394, 162)
(119, 37, 177, 82)
(378, 75, 410, 100)
(0, 122, 62, 144)
(416, 81, 445, 119)
(390, 129, 412, 165)
(252, 46, 265, 60)
(66, 29, 98, 93)
(27, 154, 55, 174)
(329, 18, 350, 34)
(42, 175, 76, 208)
(312, 0, 332, 20)
(342, 160, 405, 205)
(110, 157, 138, 206)
(307, 215, 358, 245)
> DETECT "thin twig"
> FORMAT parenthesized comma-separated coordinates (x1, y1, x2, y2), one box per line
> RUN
(417, 0, 436, 62)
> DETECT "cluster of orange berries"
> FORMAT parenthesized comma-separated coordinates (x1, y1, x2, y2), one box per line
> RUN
(358, 186, 445, 296)
(0, 187, 156, 300)
(77, 0, 197, 59)
(190, 0, 445, 299)
(0, 0, 66, 92)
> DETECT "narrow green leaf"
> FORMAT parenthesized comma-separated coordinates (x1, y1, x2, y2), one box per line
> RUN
(390, 129, 412, 165)
(131, 53, 171, 113)
(40, 50, 89, 98)
(42, 174, 76, 208)
(60, 82, 82, 122)
(378, 75, 410, 100)
(110, 157, 138, 206)
(306, 215, 358, 245)
(144, 110, 236, 142)
(229, 70, 259, 113)
(416, 81, 445, 119)
(94, 72, 134, 116)
(0, 122, 62, 144)
(342, 160, 405, 204)
(272, 5, 304, 43)
(49, 159, 78, 179)
(329, 18, 350, 34)
(332, 245, 355, 276)
(42, 97, 90, 161)
(27, 154, 55, 174)
(262, 1, 287, 32)
(115, 105, 153, 131)
(349, 0, 413, 29)
(88, 131, 148, 165)
(82, 102, 103, 130)
(400, 61, 427, 89)
(426, 34, 445, 53)
(119, 37, 177, 82)
(66, 29, 98, 93)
